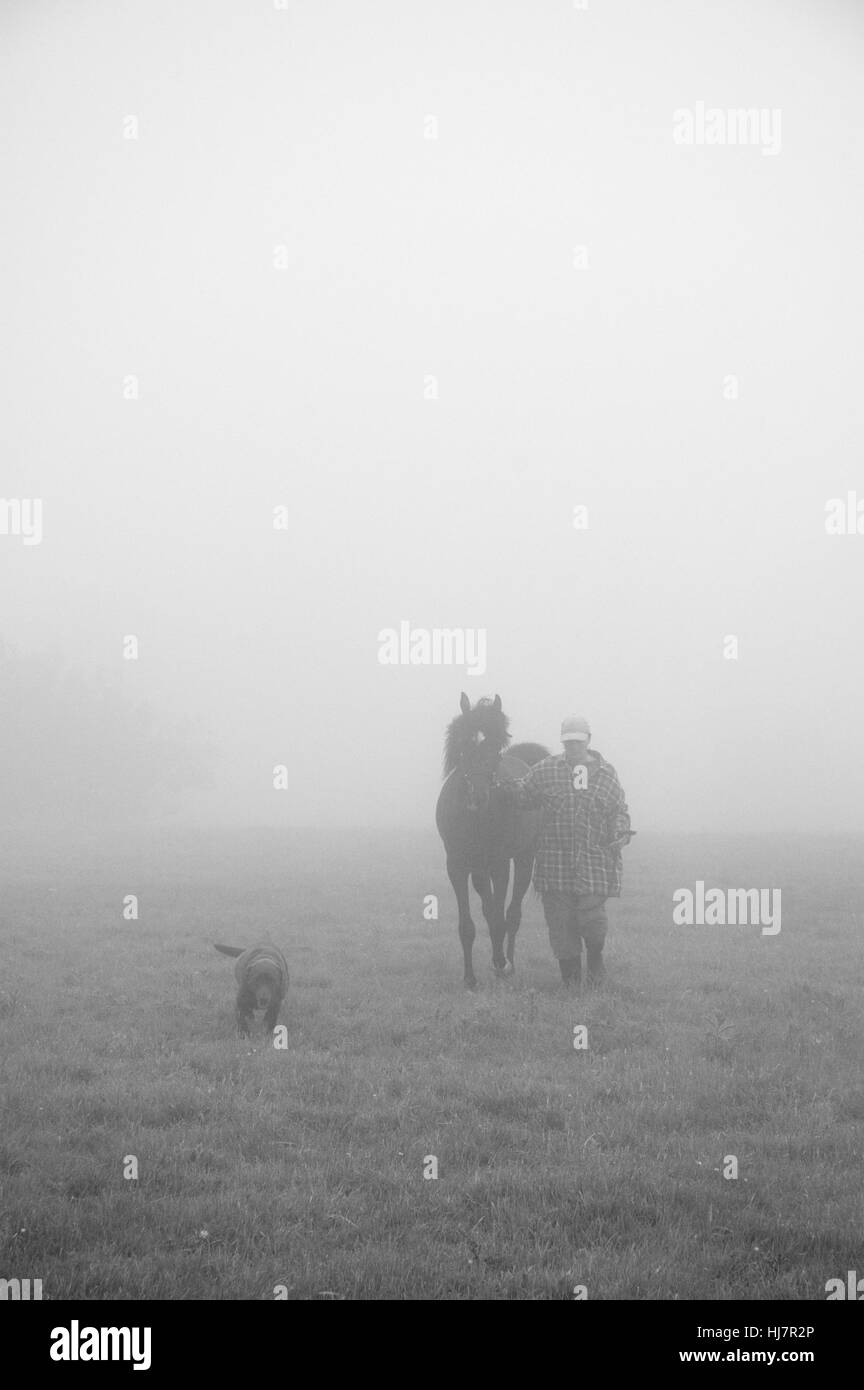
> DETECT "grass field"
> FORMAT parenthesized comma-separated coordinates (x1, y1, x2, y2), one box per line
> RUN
(1, 827, 862, 1300)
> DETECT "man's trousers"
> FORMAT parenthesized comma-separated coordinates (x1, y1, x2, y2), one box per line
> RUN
(541, 890, 608, 981)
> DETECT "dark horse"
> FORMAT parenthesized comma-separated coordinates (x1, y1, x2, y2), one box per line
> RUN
(436, 693, 548, 989)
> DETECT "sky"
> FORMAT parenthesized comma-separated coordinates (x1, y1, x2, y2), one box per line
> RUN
(2, 0, 864, 833)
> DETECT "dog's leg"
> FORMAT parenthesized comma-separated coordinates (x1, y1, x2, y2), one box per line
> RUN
(236, 987, 253, 1036)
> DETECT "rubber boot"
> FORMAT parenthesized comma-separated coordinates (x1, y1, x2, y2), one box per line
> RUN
(559, 956, 581, 986)
(585, 944, 605, 987)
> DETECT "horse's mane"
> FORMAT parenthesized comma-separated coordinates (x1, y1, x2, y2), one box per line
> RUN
(443, 697, 511, 776)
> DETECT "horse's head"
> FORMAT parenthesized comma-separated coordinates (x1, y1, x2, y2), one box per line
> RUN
(458, 736, 505, 812)
(443, 693, 511, 805)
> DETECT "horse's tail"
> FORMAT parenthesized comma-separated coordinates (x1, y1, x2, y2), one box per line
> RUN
(213, 943, 244, 957)
(508, 742, 549, 766)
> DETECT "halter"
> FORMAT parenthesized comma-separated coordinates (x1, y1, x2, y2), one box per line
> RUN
(458, 742, 505, 804)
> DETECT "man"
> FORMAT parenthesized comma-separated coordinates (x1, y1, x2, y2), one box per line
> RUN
(500, 716, 634, 986)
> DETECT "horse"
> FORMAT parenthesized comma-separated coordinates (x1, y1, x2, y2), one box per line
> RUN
(435, 693, 548, 989)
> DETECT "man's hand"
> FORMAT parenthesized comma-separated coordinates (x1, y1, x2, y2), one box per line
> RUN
(608, 831, 637, 851)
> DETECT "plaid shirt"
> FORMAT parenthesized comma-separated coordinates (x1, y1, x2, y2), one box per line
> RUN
(509, 750, 631, 896)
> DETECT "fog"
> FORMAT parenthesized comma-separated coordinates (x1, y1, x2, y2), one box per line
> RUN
(3, 0, 863, 836)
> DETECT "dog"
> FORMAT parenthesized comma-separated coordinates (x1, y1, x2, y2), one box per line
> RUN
(213, 943, 290, 1036)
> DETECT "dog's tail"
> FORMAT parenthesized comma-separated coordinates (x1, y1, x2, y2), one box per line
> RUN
(213, 943, 244, 957)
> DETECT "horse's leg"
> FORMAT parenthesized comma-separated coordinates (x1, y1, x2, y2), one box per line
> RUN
(471, 868, 501, 972)
(505, 852, 533, 970)
(447, 855, 477, 989)
(489, 857, 511, 974)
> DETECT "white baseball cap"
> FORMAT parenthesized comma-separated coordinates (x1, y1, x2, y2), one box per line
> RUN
(561, 715, 591, 742)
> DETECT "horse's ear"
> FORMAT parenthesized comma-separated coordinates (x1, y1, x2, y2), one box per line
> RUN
(492, 694, 502, 712)
(460, 692, 471, 714)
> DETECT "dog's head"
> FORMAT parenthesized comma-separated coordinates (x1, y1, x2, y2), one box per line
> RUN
(243, 964, 282, 1013)
(252, 979, 277, 1011)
